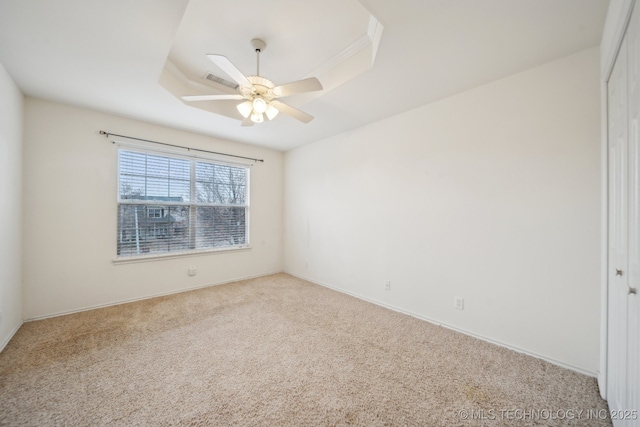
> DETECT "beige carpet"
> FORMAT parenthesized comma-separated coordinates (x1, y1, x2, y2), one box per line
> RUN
(0, 273, 610, 426)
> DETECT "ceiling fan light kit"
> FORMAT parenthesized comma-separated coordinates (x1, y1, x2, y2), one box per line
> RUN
(252, 97, 267, 114)
(182, 38, 323, 125)
(237, 100, 253, 118)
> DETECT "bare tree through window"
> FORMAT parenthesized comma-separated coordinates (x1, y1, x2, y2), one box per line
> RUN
(117, 149, 249, 257)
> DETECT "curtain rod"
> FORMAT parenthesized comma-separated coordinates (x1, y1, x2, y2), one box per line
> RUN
(99, 130, 264, 163)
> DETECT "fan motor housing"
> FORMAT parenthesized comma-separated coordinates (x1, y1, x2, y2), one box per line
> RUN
(242, 75, 275, 100)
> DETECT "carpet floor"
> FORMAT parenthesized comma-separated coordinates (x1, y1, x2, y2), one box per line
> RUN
(0, 273, 610, 426)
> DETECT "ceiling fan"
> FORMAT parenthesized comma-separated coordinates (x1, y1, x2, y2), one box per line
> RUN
(182, 39, 323, 126)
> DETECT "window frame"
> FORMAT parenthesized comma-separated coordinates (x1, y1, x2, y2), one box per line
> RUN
(114, 143, 251, 262)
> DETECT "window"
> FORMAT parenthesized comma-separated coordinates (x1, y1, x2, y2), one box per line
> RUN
(117, 148, 249, 257)
(147, 208, 164, 218)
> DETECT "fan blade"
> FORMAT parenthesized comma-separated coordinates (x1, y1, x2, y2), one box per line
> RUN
(273, 77, 323, 97)
(206, 54, 252, 88)
(240, 117, 254, 127)
(270, 100, 314, 123)
(182, 94, 244, 102)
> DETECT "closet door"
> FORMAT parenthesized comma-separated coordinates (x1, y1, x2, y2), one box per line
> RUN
(626, 2, 640, 420)
(608, 33, 629, 418)
(608, 4, 640, 425)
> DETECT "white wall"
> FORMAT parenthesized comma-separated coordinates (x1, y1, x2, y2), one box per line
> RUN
(23, 98, 283, 319)
(0, 62, 23, 350)
(284, 47, 602, 374)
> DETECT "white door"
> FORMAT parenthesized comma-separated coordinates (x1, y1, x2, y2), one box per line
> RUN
(608, 33, 629, 421)
(608, 4, 640, 426)
(625, 2, 640, 423)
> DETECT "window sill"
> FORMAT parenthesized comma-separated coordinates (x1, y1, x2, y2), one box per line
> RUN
(112, 245, 251, 265)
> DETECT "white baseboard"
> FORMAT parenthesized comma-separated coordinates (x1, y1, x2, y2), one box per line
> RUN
(287, 272, 598, 378)
(20, 270, 599, 378)
(24, 271, 283, 322)
(1, 321, 24, 353)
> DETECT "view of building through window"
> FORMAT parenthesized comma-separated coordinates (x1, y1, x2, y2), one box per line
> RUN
(117, 148, 249, 257)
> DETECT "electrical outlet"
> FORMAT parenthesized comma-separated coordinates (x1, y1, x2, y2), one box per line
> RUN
(385, 281, 391, 291)
(188, 267, 196, 276)
(454, 297, 464, 310)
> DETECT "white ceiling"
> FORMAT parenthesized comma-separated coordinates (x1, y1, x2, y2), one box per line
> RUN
(0, 0, 610, 151)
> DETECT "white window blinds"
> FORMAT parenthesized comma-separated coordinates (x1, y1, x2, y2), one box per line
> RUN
(117, 148, 249, 257)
